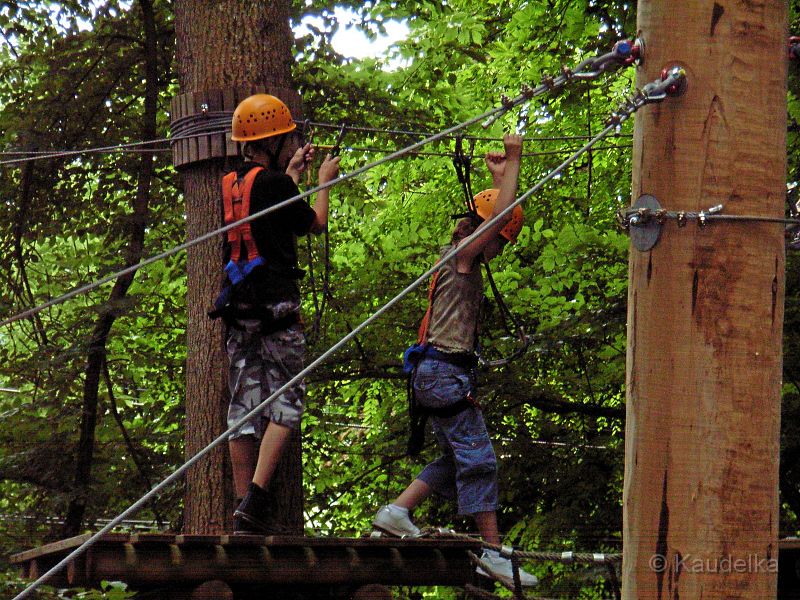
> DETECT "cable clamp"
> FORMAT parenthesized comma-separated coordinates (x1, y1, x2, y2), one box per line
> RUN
(520, 84, 535, 99)
(641, 66, 688, 105)
(572, 37, 642, 81)
(623, 38, 644, 66)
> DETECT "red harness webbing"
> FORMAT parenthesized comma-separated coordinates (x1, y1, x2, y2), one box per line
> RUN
(222, 166, 263, 263)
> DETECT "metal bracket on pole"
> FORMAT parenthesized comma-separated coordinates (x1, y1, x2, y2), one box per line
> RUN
(628, 194, 663, 252)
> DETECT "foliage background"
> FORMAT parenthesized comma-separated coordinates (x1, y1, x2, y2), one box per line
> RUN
(0, 1, 797, 598)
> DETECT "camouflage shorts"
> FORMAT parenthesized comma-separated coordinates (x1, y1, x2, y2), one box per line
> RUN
(226, 314, 306, 438)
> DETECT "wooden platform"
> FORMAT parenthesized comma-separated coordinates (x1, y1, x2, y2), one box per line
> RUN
(10, 533, 483, 598)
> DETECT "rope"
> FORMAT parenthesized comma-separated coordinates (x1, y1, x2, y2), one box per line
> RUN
(440, 531, 622, 565)
(304, 119, 634, 143)
(11, 92, 645, 599)
(0, 128, 230, 167)
(0, 132, 632, 166)
(317, 143, 633, 158)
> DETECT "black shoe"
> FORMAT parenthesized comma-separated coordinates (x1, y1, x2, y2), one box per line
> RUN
(233, 482, 270, 534)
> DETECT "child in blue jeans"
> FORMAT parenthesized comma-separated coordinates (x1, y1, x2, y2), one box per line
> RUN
(372, 134, 537, 587)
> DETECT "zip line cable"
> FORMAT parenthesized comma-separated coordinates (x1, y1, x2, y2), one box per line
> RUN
(0, 42, 639, 329)
(12, 68, 683, 600)
(301, 119, 634, 143)
(317, 143, 633, 158)
(0, 127, 229, 167)
(0, 130, 632, 164)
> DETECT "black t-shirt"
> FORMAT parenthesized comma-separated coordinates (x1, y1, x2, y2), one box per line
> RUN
(225, 164, 317, 304)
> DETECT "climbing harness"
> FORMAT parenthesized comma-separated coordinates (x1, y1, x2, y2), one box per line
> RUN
(208, 167, 264, 322)
(404, 264, 481, 456)
(208, 166, 302, 332)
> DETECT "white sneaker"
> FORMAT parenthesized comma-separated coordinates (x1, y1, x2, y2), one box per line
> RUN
(372, 505, 421, 538)
(476, 551, 539, 587)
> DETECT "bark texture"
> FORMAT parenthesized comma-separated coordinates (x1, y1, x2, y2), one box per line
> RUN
(174, 0, 304, 534)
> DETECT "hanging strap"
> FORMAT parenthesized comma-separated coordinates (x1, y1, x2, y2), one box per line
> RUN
(453, 136, 477, 215)
(222, 166, 263, 263)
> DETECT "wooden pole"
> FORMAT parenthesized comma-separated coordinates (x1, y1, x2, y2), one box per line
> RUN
(623, 2, 786, 598)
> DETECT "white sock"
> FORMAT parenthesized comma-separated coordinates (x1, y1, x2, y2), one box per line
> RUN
(389, 504, 409, 515)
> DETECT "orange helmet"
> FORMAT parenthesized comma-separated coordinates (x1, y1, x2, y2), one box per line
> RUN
(472, 189, 524, 244)
(231, 94, 296, 142)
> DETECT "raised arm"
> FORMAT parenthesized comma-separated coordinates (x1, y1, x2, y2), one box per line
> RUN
(455, 134, 523, 267)
(309, 153, 341, 234)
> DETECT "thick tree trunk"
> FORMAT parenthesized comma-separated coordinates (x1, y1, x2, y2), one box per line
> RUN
(63, 0, 159, 538)
(174, 0, 304, 535)
(623, 2, 786, 598)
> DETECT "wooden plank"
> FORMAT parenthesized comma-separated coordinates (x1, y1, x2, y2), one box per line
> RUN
(129, 533, 180, 545)
(9, 534, 128, 564)
(170, 96, 183, 168)
(175, 534, 226, 545)
(194, 93, 211, 162)
(185, 91, 199, 165)
(178, 92, 189, 169)
(223, 87, 238, 158)
(10, 534, 486, 589)
(780, 538, 800, 551)
(258, 534, 482, 549)
(207, 89, 225, 160)
(169, 94, 180, 168)
(66, 553, 86, 587)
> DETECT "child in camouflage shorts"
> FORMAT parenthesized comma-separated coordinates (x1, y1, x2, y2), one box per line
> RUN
(219, 94, 340, 534)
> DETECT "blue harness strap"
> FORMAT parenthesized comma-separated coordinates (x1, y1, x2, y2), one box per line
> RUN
(224, 256, 266, 286)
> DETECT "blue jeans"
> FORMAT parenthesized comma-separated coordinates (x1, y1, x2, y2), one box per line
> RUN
(413, 356, 498, 515)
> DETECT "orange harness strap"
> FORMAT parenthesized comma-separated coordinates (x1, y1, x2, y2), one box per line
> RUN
(222, 166, 263, 263)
